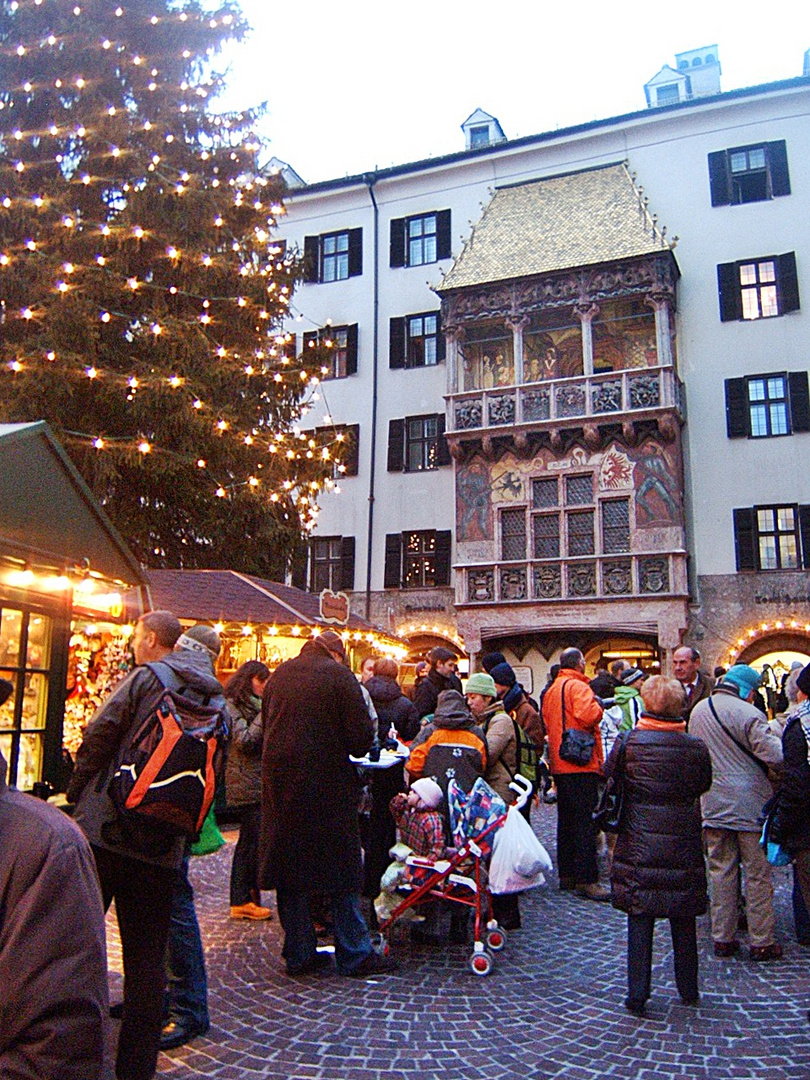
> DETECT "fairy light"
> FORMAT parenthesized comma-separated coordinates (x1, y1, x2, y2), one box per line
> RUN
(0, 4, 342, 536)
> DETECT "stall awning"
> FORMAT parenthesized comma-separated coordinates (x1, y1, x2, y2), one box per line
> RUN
(134, 568, 395, 637)
(0, 422, 145, 587)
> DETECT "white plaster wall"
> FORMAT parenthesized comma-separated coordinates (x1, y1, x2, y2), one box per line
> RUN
(274, 83, 810, 590)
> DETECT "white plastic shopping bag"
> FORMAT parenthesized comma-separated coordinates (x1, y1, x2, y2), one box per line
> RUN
(489, 805, 553, 894)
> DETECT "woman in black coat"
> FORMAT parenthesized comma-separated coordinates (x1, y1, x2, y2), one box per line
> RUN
(606, 675, 712, 1016)
(224, 660, 270, 920)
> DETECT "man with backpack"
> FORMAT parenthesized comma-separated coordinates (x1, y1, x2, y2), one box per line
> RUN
(489, 661, 546, 813)
(67, 610, 225, 1080)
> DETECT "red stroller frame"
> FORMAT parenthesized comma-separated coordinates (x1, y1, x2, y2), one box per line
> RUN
(376, 774, 532, 975)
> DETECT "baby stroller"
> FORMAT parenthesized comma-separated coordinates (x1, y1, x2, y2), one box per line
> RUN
(376, 773, 533, 975)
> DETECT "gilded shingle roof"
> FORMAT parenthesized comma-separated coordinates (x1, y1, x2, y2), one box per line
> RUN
(438, 163, 671, 291)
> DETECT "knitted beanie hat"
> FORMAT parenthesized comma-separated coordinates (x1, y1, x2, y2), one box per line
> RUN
(489, 662, 517, 689)
(465, 671, 497, 698)
(721, 664, 762, 697)
(411, 777, 444, 809)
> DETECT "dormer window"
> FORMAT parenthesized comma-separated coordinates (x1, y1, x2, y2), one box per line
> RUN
(469, 125, 490, 148)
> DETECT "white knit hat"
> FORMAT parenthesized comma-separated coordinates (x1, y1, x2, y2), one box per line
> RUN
(410, 777, 443, 809)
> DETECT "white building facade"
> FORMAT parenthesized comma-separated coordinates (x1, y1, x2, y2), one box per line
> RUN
(275, 71, 810, 688)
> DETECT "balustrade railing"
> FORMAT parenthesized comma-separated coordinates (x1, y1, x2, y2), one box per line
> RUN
(449, 365, 680, 433)
(461, 551, 684, 605)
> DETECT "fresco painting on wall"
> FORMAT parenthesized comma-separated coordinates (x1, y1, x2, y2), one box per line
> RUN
(593, 300, 657, 372)
(459, 321, 514, 390)
(456, 458, 494, 541)
(524, 326, 583, 381)
(630, 440, 681, 526)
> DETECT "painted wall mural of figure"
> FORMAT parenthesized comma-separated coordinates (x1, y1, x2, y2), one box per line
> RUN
(630, 440, 682, 526)
(456, 458, 493, 541)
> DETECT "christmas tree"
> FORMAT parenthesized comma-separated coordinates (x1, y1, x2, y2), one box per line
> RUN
(0, 0, 340, 576)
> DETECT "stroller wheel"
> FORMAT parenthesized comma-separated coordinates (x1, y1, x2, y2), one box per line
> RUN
(469, 950, 493, 976)
(486, 927, 506, 951)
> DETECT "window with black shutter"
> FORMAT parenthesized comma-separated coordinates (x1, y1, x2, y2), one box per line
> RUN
(302, 325, 358, 379)
(708, 141, 791, 207)
(725, 372, 809, 438)
(310, 422, 360, 478)
(389, 210, 451, 267)
(717, 253, 800, 322)
(388, 414, 452, 471)
(383, 530, 452, 588)
(734, 505, 810, 571)
(390, 312, 444, 368)
(303, 229, 363, 282)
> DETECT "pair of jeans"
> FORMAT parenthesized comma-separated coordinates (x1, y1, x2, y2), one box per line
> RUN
(627, 914, 698, 1007)
(92, 846, 177, 1080)
(164, 854, 208, 1031)
(276, 889, 372, 975)
(229, 804, 262, 906)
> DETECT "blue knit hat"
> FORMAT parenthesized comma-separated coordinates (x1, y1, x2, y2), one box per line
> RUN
(721, 664, 762, 697)
(489, 662, 517, 689)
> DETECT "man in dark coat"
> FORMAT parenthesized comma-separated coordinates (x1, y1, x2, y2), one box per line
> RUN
(0, 737, 108, 1080)
(412, 646, 460, 720)
(259, 630, 397, 977)
(673, 646, 714, 720)
(67, 609, 222, 1080)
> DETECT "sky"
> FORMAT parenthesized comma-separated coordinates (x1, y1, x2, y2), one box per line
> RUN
(216, 0, 810, 185)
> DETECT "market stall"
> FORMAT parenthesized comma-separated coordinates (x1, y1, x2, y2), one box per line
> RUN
(0, 422, 146, 790)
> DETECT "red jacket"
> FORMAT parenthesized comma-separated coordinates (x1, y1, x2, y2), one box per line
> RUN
(542, 668, 603, 775)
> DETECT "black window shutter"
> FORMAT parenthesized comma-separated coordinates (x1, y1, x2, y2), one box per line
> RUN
(389, 317, 406, 369)
(302, 329, 318, 353)
(384, 534, 402, 588)
(799, 506, 810, 570)
(717, 262, 742, 322)
(725, 378, 748, 438)
(435, 413, 452, 466)
(768, 141, 791, 198)
(434, 530, 452, 586)
(344, 424, 360, 476)
(345, 324, 358, 374)
(707, 151, 731, 207)
(389, 218, 405, 268)
(303, 235, 319, 283)
(778, 252, 800, 314)
(291, 542, 308, 590)
(387, 418, 405, 471)
(348, 228, 363, 277)
(789, 372, 810, 433)
(733, 508, 758, 571)
(435, 310, 446, 362)
(436, 210, 452, 260)
(340, 536, 356, 591)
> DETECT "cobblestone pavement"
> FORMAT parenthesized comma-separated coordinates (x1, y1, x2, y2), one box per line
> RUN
(104, 803, 810, 1080)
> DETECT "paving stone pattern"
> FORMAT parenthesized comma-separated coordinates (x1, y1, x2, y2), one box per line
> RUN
(104, 804, 810, 1079)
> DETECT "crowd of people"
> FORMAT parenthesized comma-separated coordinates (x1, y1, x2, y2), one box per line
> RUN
(3, 626, 810, 1078)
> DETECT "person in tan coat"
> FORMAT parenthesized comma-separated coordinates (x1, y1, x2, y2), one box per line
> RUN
(465, 671, 521, 930)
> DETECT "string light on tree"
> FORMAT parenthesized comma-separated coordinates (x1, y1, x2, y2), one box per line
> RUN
(0, 0, 350, 578)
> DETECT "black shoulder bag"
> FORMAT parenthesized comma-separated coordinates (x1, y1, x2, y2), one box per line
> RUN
(558, 680, 596, 767)
(593, 731, 630, 833)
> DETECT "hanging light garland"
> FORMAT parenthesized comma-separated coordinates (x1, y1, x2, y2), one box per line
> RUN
(0, 0, 350, 526)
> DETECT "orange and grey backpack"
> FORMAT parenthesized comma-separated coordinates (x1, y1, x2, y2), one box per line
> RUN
(109, 662, 227, 847)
